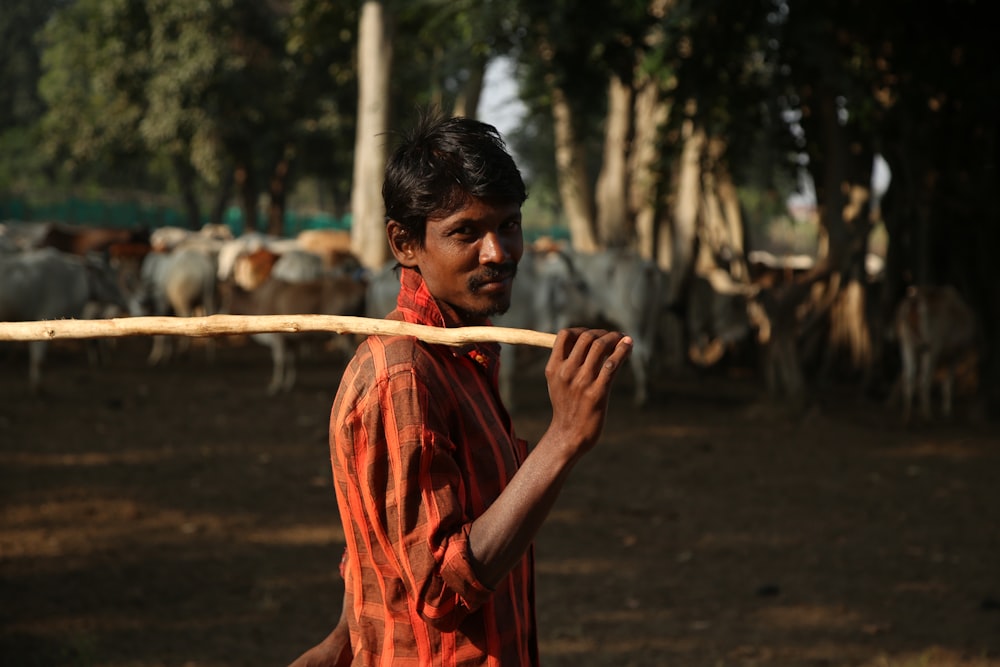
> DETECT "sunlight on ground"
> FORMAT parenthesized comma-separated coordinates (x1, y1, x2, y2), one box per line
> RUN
(695, 530, 806, 549)
(876, 440, 986, 461)
(0, 496, 340, 558)
(858, 645, 999, 667)
(540, 635, 702, 655)
(245, 524, 343, 546)
(0, 448, 175, 467)
(753, 603, 862, 630)
(535, 557, 619, 576)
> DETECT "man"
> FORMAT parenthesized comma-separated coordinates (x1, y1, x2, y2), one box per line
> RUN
(290, 113, 631, 666)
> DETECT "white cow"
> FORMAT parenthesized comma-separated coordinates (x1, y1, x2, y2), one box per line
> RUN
(131, 247, 218, 365)
(0, 225, 20, 255)
(561, 248, 665, 408)
(893, 284, 979, 423)
(493, 248, 592, 409)
(216, 232, 280, 284)
(0, 248, 128, 393)
(219, 273, 367, 394)
(270, 249, 326, 283)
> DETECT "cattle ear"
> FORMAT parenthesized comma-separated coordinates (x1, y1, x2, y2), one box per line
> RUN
(387, 220, 418, 268)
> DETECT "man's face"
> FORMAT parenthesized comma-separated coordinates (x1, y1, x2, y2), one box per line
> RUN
(390, 197, 524, 326)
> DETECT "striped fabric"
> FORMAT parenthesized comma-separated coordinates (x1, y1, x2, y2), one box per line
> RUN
(330, 267, 538, 666)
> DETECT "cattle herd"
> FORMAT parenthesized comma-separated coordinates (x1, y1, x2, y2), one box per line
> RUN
(0, 220, 983, 422)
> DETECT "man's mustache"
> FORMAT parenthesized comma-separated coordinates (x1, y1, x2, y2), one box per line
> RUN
(469, 262, 518, 290)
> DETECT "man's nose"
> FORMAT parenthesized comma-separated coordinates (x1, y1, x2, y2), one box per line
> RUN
(479, 231, 510, 264)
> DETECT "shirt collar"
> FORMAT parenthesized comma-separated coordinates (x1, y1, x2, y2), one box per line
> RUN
(395, 266, 501, 371)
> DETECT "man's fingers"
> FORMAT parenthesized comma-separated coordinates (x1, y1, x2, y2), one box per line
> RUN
(601, 335, 633, 373)
(552, 327, 606, 363)
(583, 332, 631, 378)
(550, 327, 583, 361)
(551, 329, 632, 384)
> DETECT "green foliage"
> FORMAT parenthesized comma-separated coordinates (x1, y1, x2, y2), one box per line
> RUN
(0, 1, 60, 130)
(27, 0, 363, 219)
(0, 126, 49, 193)
(387, 0, 522, 127)
(505, 0, 655, 199)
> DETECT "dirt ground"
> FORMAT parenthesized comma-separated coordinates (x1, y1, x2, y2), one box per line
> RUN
(1, 335, 998, 667)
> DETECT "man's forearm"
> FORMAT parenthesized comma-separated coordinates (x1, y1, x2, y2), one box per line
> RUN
(467, 431, 578, 587)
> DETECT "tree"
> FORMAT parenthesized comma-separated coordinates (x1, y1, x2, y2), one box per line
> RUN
(508, 0, 648, 252)
(35, 0, 362, 234)
(284, 0, 359, 219)
(0, 0, 63, 193)
(350, 1, 393, 270)
(37, 0, 167, 198)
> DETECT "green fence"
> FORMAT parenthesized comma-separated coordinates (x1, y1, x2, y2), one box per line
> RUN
(1, 196, 351, 238)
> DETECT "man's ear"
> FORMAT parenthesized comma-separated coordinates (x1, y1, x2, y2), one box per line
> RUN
(386, 219, 419, 268)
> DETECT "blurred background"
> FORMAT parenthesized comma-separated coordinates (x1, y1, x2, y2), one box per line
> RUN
(2, 3, 999, 666)
(2, 0, 997, 416)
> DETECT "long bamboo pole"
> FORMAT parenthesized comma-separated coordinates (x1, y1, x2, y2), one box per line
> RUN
(0, 315, 557, 349)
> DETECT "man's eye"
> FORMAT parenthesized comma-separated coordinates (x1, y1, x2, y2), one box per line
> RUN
(501, 219, 522, 231)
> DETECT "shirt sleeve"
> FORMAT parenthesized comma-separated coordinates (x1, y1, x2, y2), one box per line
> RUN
(345, 363, 492, 631)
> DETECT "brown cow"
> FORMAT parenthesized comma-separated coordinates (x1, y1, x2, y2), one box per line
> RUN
(892, 285, 979, 423)
(296, 228, 353, 268)
(37, 222, 150, 256)
(219, 273, 367, 394)
(232, 247, 281, 290)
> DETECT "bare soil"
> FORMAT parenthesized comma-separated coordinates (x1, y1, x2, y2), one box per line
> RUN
(1, 336, 998, 667)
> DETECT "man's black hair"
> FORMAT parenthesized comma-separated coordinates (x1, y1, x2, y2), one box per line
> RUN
(382, 110, 527, 246)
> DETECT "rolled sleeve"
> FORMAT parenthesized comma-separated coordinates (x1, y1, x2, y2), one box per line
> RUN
(438, 523, 493, 612)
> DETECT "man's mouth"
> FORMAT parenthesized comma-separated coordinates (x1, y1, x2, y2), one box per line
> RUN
(470, 264, 517, 292)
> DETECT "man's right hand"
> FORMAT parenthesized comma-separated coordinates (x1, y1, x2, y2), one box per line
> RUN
(544, 327, 632, 459)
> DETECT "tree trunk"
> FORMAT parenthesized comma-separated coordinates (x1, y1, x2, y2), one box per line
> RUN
(754, 284, 811, 414)
(209, 165, 234, 225)
(267, 147, 294, 237)
(812, 88, 877, 377)
(351, 1, 392, 271)
(455, 54, 486, 119)
(631, 3, 673, 264)
(233, 157, 257, 235)
(666, 111, 704, 304)
(172, 154, 202, 230)
(549, 80, 598, 253)
(629, 77, 669, 263)
(710, 138, 748, 281)
(594, 73, 632, 248)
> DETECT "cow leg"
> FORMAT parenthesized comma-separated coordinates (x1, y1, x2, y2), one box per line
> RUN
(762, 342, 779, 397)
(282, 339, 297, 393)
(899, 341, 917, 424)
(629, 343, 649, 408)
(268, 336, 288, 396)
(917, 350, 934, 421)
(941, 366, 954, 418)
(28, 341, 47, 395)
(148, 335, 171, 366)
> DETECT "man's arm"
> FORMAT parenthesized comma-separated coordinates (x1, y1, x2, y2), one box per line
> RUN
(468, 328, 632, 587)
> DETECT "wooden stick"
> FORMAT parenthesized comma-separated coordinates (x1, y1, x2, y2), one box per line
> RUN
(0, 314, 557, 349)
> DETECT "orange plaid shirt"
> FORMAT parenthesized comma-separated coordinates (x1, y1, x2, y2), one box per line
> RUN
(329, 267, 538, 666)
